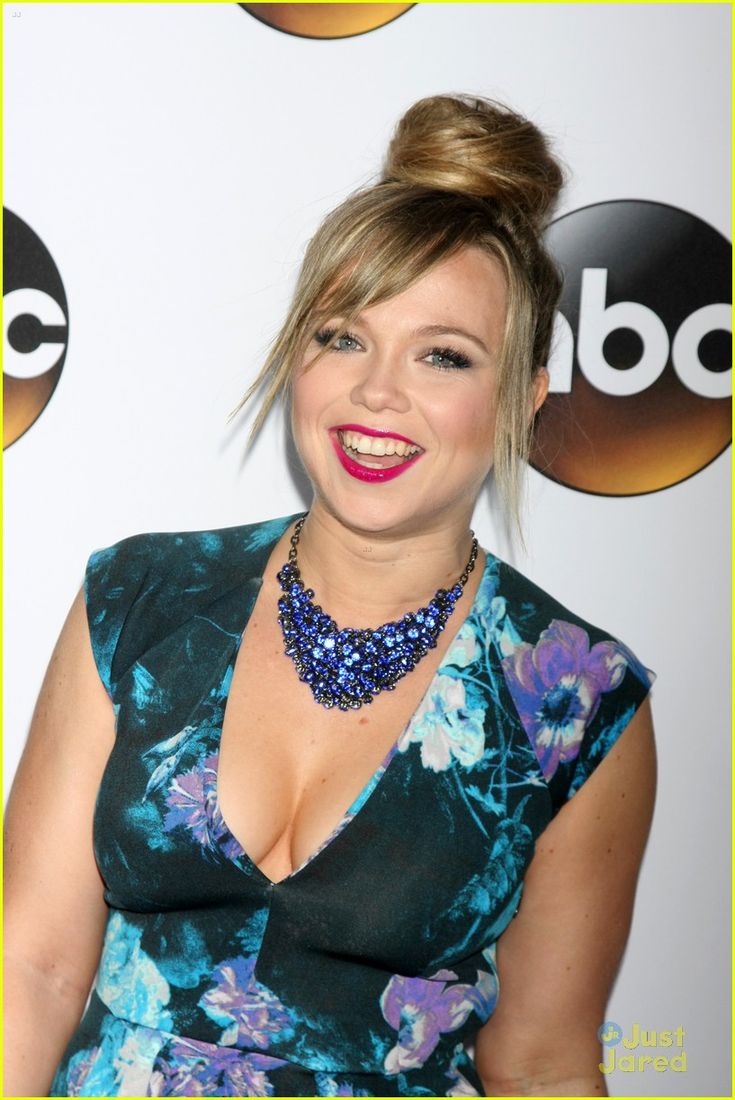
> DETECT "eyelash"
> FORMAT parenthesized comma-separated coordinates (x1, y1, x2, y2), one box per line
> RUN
(313, 327, 473, 371)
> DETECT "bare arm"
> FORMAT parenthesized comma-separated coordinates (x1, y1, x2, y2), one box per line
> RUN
(4, 588, 117, 1097)
(475, 699, 657, 1097)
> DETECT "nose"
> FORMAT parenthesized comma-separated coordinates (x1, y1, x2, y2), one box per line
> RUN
(349, 353, 411, 415)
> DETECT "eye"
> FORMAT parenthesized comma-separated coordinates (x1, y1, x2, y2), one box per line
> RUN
(424, 345, 473, 371)
(314, 327, 362, 353)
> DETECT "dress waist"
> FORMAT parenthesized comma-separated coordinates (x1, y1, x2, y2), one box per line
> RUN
(52, 991, 484, 1097)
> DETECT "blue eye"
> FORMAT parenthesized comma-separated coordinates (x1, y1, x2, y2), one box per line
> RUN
(314, 327, 361, 352)
(425, 346, 473, 371)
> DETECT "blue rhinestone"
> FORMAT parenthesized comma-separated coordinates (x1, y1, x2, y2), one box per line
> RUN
(323, 638, 335, 650)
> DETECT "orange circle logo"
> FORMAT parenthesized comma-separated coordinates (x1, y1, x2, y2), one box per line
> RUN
(532, 201, 731, 495)
(3, 210, 69, 449)
(240, 4, 414, 39)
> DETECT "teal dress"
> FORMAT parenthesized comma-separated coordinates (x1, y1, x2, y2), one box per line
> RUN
(50, 514, 655, 1098)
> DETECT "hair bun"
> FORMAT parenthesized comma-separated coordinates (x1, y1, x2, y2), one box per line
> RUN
(382, 93, 563, 228)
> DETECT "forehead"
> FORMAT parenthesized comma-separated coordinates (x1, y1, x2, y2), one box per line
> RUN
(348, 247, 507, 352)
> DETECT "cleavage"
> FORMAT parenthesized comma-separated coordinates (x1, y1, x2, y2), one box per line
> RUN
(215, 578, 449, 884)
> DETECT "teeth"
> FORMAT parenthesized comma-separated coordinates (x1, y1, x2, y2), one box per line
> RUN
(339, 430, 421, 458)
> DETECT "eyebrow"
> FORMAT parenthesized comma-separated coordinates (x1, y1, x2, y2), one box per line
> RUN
(410, 324, 490, 356)
(343, 315, 491, 357)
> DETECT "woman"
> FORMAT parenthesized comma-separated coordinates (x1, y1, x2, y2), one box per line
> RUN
(5, 94, 656, 1097)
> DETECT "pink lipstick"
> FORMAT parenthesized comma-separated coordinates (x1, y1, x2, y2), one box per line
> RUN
(330, 425, 424, 484)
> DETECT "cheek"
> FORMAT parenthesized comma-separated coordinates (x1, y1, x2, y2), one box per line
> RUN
(290, 373, 321, 443)
(431, 388, 497, 452)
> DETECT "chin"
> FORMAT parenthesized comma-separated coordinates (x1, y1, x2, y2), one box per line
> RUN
(313, 481, 467, 543)
(324, 496, 418, 539)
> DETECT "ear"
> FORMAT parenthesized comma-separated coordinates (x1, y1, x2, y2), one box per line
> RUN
(529, 367, 549, 423)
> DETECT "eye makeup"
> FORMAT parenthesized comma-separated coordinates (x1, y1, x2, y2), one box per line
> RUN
(313, 327, 474, 371)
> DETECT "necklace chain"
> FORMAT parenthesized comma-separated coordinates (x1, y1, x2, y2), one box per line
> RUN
(276, 516, 479, 711)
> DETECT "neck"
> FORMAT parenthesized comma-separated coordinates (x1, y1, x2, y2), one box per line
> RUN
(286, 502, 484, 630)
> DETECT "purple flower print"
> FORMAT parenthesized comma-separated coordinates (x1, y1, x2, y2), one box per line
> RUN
(149, 1036, 287, 1097)
(380, 967, 497, 1075)
(198, 956, 294, 1048)
(163, 753, 243, 860)
(501, 620, 627, 780)
(64, 1046, 100, 1094)
(163, 755, 218, 845)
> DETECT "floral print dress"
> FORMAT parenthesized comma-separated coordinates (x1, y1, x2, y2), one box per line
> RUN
(49, 514, 655, 1098)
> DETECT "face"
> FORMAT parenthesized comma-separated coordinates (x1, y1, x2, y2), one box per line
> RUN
(291, 246, 546, 539)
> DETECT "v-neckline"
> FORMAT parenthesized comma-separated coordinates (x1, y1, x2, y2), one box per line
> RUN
(210, 518, 495, 889)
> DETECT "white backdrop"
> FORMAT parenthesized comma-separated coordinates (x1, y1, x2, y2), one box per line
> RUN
(4, 3, 731, 1096)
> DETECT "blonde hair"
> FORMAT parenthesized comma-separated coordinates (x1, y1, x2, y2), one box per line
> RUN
(238, 94, 564, 535)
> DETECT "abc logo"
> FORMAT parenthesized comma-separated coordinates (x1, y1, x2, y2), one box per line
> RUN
(532, 201, 731, 495)
(239, 3, 414, 38)
(3, 209, 69, 448)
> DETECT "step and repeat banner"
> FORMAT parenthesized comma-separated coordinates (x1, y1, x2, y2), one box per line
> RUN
(4, 3, 731, 1095)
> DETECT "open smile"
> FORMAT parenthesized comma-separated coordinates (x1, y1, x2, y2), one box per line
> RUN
(330, 424, 424, 483)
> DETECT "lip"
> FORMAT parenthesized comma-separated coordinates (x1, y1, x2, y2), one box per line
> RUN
(329, 431, 423, 484)
(332, 423, 421, 448)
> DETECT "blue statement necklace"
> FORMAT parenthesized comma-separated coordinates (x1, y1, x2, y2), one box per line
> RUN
(276, 516, 479, 711)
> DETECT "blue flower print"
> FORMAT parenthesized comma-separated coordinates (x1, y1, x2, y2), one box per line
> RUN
(445, 1043, 480, 1097)
(314, 1073, 373, 1097)
(198, 956, 294, 1048)
(95, 912, 173, 1030)
(66, 1014, 164, 1096)
(398, 675, 486, 772)
(444, 624, 480, 669)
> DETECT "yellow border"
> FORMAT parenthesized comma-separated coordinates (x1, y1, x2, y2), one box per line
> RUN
(1, 4, 731, 1100)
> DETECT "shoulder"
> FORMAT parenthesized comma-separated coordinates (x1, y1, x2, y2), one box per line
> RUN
(474, 552, 656, 810)
(85, 513, 299, 591)
(83, 513, 300, 696)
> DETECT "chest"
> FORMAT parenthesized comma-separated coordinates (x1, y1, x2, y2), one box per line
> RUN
(216, 578, 470, 884)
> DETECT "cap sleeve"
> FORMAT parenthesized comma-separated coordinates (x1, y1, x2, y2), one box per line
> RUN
(548, 638, 656, 814)
(84, 538, 148, 699)
(498, 599, 656, 816)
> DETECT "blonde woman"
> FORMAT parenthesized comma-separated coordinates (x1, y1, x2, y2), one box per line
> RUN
(5, 94, 656, 1098)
